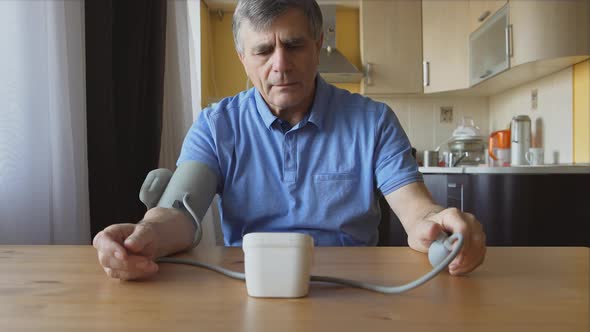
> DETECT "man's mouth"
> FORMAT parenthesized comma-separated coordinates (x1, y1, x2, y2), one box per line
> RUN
(273, 82, 296, 87)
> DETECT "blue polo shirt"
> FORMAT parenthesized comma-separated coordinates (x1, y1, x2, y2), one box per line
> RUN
(178, 76, 422, 246)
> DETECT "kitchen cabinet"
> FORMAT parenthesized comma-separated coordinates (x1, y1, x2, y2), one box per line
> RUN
(469, 0, 590, 94)
(469, 0, 507, 33)
(422, 0, 589, 95)
(509, 0, 589, 68)
(360, 0, 422, 94)
(421, 0, 470, 94)
(203, 0, 362, 11)
(378, 173, 590, 247)
(469, 4, 510, 86)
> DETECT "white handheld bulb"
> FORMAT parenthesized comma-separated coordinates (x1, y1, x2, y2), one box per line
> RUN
(428, 233, 452, 267)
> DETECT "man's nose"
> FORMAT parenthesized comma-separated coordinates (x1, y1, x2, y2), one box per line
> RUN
(271, 47, 291, 73)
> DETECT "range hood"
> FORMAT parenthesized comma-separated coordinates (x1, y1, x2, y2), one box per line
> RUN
(318, 6, 363, 83)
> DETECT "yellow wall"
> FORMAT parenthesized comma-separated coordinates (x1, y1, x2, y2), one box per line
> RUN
(200, 0, 214, 108)
(210, 11, 249, 99)
(573, 59, 590, 163)
(200, 5, 361, 102)
(333, 8, 361, 94)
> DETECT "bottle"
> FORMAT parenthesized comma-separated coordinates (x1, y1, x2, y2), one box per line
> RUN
(510, 115, 531, 166)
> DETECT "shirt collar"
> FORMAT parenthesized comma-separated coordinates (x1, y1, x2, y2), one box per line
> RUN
(253, 74, 331, 131)
(307, 75, 330, 130)
(254, 89, 278, 130)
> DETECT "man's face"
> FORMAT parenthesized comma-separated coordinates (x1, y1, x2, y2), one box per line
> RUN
(237, 8, 322, 113)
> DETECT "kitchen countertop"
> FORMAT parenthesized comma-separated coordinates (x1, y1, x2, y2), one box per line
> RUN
(419, 164, 590, 174)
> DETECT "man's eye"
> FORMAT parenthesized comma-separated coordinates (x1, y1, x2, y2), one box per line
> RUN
(255, 49, 272, 56)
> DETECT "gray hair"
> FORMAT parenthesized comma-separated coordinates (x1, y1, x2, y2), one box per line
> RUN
(232, 0, 323, 54)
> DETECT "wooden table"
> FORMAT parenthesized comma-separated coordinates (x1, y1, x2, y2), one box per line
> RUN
(0, 246, 588, 331)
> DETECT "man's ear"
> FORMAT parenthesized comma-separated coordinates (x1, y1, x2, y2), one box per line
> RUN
(237, 50, 245, 65)
(237, 50, 249, 75)
(316, 32, 324, 51)
(314, 33, 323, 66)
(237, 51, 251, 81)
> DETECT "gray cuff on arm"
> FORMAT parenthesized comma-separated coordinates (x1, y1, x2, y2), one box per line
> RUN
(139, 161, 218, 248)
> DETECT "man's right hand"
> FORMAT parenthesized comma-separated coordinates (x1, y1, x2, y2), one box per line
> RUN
(93, 223, 160, 281)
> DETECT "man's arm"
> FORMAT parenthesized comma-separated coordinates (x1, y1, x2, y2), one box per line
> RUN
(138, 207, 197, 257)
(385, 182, 486, 275)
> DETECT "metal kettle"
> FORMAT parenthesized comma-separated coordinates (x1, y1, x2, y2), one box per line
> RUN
(510, 115, 531, 166)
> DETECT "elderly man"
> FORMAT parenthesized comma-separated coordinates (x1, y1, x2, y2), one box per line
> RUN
(93, 0, 486, 281)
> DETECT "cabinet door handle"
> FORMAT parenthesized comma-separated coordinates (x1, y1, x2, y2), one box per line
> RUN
(423, 61, 430, 87)
(505, 24, 513, 58)
(460, 184, 464, 211)
(478, 10, 491, 22)
(447, 183, 464, 211)
(480, 69, 492, 79)
(364, 62, 373, 86)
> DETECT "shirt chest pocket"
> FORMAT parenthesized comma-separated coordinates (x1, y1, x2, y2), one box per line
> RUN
(314, 173, 357, 181)
(313, 172, 359, 208)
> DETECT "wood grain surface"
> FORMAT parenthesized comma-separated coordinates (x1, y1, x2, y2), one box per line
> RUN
(0, 246, 587, 332)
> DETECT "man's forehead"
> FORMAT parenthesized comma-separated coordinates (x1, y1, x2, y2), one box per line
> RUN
(242, 24, 310, 48)
(246, 29, 307, 44)
(240, 10, 314, 48)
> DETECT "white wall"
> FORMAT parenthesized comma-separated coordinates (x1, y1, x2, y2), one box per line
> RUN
(489, 67, 573, 164)
(375, 96, 490, 162)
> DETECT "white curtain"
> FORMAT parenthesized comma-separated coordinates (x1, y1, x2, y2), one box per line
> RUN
(159, 0, 202, 171)
(0, 0, 90, 244)
(159, 0, 222, 247)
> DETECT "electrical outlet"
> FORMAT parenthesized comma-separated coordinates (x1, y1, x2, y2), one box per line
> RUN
(531, 89, 538, 110)
(440, 106, 453, 123)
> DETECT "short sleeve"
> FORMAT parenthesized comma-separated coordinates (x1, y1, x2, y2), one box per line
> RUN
(177, 110, 223, 191)
(374, 104, 423, 196)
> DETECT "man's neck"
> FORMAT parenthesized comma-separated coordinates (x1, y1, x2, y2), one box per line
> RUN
(269, 81, 317, 126)
(273, 107, 309, 126)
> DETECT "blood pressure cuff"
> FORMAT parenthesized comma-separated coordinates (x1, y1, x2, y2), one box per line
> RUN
(139, 161, 218, 248)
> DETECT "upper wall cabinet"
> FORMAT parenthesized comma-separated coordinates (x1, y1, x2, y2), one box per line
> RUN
(509, 0, 589, 68)
(469, 0, 507, 33)
(469, 4, 510, 86)
(469, 0, 590, 95)
(422, 0, 470, 94)
(204, 0, 362, 11)
(360, 0, 422, 95)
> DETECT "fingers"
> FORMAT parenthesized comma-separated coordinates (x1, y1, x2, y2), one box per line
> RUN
(103, 262, 159, 281)
(450, 244, 486, 276)
(98, 251, 159, 281)
(123, 223, 157, 255)
(443, 210, 470, 269)
(428, 208, 486, 275)
(449, 229, 486, 275)
(407, 219, 443, 253)
(93, 224, 137, 259)
(93, 223, 159, 281)
(97, 250, 146, 270)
